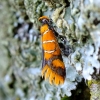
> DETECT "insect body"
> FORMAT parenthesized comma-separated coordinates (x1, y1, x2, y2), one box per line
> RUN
(39, 16, 66, 85)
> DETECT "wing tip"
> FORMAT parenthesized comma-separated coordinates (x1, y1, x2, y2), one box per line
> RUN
(42, 66, 65, 85)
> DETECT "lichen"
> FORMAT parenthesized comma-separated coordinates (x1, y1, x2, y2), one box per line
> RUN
(1, 0, 100, 100)
(90, 80, 100, 100)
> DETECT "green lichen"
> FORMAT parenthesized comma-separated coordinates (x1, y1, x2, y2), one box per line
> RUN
(24, 0, 47, 29)
(90, 80, 100, 100)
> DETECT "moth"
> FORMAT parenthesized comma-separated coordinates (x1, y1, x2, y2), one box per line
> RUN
(39, 16, 66, 85)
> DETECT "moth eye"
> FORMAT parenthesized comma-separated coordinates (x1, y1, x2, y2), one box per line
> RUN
(42, 19, 49, 24)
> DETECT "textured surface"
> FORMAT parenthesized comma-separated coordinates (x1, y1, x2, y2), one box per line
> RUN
(0, 0, 100, 100)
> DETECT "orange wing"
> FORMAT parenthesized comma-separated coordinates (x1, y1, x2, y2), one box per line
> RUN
(39, 16, 66, 85)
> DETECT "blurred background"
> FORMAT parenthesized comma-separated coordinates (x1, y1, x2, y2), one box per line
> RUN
(0, 0, 100, 100)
